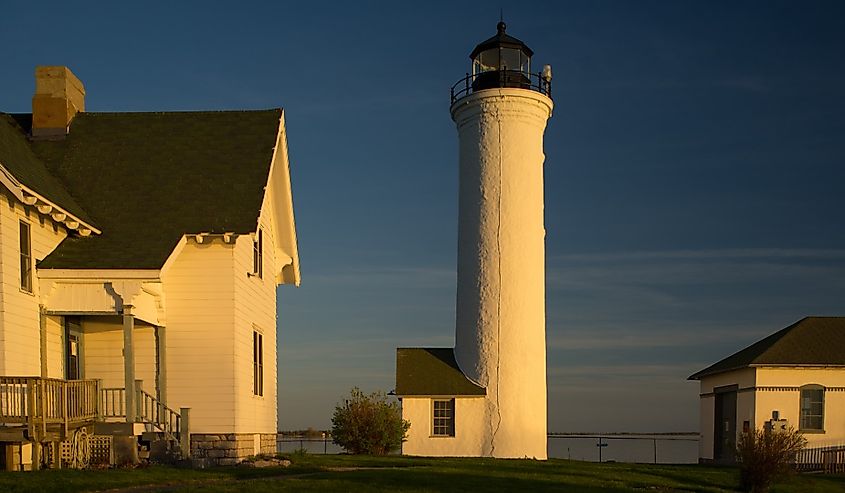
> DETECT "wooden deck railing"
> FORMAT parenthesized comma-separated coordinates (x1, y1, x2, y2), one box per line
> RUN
(1, 378, 188, 457)
(136, 388, 181, 436)
(100, 387, 126, 418)
(100, 385, 182, 436)
(0, 377, 99, 439)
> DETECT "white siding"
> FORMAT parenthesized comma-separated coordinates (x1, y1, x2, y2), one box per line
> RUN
(402, 397, 487, 456)
(756, 368, 845, 448)
(161, 241, 237, 433)
(45, 314, 64, 378)
(0, 194, 67, 375)
(81, 317, 156, 389)
(232, 194, 278, 435)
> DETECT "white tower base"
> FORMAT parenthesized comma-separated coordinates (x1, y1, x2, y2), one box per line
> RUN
(452, 88, 553, 459)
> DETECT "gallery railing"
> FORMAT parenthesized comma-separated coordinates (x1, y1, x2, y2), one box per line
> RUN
(451, 70, 552, 104)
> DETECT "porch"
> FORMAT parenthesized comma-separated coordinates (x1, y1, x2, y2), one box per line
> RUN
(0, 376, 189, 470)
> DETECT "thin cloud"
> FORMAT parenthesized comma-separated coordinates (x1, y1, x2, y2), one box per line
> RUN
(551, 248, 845, 263)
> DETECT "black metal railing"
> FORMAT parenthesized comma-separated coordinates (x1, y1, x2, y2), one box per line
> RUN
(451, 70, 552, 104)
(548, 432, 700, 464)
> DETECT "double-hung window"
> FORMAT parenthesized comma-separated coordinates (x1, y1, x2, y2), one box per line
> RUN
(799, 385, 824, 432)
(253, 230, 263, 279)
(20, 221, 32, 292)
(253, 330, 264, 396)
(432, 399, 455, 437)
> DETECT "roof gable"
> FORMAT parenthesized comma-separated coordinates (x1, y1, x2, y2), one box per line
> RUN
(395, 348, 486, 396)
(29, 110, 282, 269)
(689, 317, 845, 380)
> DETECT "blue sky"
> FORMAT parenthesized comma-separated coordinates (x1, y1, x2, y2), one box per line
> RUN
(3, 1, 844, 432)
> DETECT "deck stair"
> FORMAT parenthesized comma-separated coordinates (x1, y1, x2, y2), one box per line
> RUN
(0, 377, 189, 468)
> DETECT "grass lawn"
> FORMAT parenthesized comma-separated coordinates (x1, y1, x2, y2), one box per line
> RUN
(2, 455, 845, 492)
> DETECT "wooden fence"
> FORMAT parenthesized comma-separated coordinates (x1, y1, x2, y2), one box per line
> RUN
(797, 444, 845, 473)
(0, 377, 98, 439)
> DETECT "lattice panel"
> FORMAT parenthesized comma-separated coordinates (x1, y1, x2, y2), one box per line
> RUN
(60, 440, 73, 466)
(89, 435, 113, 465)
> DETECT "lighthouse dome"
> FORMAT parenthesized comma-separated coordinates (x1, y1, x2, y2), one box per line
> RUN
(451, 22, 551, 102)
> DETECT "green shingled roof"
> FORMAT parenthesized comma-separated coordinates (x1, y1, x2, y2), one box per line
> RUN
(689, 317, 845, 380)
(0, 114, 94, 226)
(395, 348, 486, 396)
(13, 109, 282, 270)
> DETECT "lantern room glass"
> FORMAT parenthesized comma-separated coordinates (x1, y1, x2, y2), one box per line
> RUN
(472, 48, 531, 76)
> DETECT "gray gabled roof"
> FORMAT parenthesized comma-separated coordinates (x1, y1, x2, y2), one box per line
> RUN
(689, 317, 845, 380)
(0, 114, 94, 226)
(395, 348, 486, 397)
(4, 109, 282, 270)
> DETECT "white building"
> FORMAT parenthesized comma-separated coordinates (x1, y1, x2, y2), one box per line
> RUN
(396, 23, 553, 459)
(0, 66, 300, 469)
(690, 317, 845, 463)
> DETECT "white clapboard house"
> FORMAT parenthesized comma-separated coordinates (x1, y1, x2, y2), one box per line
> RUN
(0, 66, 299, 469)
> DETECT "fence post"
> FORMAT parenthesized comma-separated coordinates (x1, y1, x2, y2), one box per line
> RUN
(26, 379, 36, 441)
(135, 380, 143, 421)
(653, 439, 657, 464)
(598, 437, 602, 463)
(179, 407, 191, 459)
(95, 379, 103, 422)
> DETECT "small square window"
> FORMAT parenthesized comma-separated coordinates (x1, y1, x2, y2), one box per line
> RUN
(432, 399, 455, 437)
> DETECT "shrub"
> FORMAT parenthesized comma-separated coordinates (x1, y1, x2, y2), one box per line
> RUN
(736, 425, 807, 493)
(331, 387, 411, 455)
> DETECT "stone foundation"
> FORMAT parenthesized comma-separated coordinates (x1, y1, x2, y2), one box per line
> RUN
(190, 433, 277, 466)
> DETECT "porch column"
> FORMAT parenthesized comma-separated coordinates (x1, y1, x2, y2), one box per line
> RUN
(123, 307, 136, 423)
(39, 306, 48, 378)
(155, 326, 167, 405)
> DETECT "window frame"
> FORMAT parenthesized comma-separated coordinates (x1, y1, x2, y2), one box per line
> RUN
(431, 398, 455, 437)
(799, 384, 825, 433)
(19, 220, 32, 293)
(253, 330, 264, 396)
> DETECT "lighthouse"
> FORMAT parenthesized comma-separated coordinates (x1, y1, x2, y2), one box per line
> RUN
(396, 22, 552, 459)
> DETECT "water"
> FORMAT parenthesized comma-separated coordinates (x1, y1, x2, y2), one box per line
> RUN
(278, 435, 699, 463)
(548, 436, 699, 464)
(278, 438, 344, 455)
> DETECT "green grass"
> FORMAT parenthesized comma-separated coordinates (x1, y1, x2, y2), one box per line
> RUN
(2, 455, 844, 492)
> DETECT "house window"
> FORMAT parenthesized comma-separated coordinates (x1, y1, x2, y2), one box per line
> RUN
(253, 230, 263, 279)
(799, 385, 824, 431)
(20, 221, 32, 292)
(253, 330, 263, 396)
(432, 399, 455, 436)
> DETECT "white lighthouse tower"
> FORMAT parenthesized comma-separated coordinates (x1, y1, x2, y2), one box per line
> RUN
(451, 22, 553, 459)
(396, 22, 552, 459)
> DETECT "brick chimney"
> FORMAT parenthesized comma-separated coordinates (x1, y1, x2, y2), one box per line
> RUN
(31, 66, 85, 138)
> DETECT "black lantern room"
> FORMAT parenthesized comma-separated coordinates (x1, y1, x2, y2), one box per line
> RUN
(451, 22, 551, 103)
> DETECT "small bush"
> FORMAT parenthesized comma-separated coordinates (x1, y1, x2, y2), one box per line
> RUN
(736, 425, 806, 493)
(331, 387, 411, 455)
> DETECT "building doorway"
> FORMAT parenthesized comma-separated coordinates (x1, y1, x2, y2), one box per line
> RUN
(714, 385, 738, 463)
(65, 317, 83, 380)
